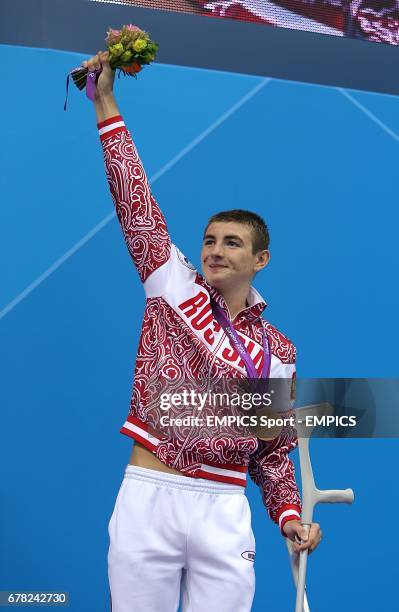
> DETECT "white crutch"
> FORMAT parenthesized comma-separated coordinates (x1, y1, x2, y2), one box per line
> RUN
(286, 403, 355, 612)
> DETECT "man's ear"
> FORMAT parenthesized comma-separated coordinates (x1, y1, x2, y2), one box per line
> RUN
(254, 249, 270, 272)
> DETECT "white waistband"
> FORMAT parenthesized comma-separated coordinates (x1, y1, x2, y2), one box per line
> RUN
(124, 465, 244, 495)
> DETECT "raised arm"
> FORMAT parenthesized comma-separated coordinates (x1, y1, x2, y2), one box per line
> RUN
(84, 51, 171, 282)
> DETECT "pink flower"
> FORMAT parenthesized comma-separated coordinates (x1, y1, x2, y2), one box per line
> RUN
(106, 28, 122, 44)
(127, 24, 140, 32)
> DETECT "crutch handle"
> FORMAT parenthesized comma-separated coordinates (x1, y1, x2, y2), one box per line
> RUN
(301, 487, 355, 523)
(317, 488, 354, 505)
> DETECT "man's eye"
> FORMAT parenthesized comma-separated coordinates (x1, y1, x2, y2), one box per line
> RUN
(227, 241, 239, 247)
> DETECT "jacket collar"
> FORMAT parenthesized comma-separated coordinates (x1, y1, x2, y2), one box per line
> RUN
(195, 273, 267, 323)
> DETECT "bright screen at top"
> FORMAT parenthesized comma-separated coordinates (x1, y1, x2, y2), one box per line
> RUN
(90, 1, 399, 46)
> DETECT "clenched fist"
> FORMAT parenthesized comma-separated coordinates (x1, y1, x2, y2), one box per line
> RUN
(82, 51, 115, 99)
(283, 520, 323, 554)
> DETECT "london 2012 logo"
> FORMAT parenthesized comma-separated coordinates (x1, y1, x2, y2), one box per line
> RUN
(176, 246, 196, 271)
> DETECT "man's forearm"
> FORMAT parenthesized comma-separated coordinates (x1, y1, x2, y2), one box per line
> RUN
(94, 93, 120, 123)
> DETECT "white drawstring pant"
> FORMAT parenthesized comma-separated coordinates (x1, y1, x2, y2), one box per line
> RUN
(108, 465, 256, 611)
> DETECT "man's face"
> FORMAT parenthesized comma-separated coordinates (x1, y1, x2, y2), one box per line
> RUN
(201, 221, 269, 290)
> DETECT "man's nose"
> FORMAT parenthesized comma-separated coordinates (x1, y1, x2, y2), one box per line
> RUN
(209, 242, 224, 257)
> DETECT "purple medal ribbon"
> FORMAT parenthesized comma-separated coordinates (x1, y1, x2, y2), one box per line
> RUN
(211, 300, 271, 380)
(64, 66, 102, 111)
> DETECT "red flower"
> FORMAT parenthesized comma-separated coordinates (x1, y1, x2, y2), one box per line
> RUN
(123, 62, 142, 74)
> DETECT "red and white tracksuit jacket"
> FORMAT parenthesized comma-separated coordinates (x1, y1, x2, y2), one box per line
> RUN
(97, 114, 301, 535)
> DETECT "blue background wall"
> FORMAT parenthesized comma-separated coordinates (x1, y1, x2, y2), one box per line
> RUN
(1, 44, 398, 610)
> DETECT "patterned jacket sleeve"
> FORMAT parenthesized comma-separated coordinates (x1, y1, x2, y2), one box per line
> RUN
(248, 366, 302, 536)
(97, 114, 171, 283)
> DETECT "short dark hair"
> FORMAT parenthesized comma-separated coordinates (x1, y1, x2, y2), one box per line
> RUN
(204, 209, 270, 254)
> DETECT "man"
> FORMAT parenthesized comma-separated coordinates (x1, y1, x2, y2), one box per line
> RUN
(83, 51, 322, 611)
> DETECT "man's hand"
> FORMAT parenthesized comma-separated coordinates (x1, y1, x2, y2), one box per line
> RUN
(282, 520, 322, 554)
(82, 51, 115, 100)
(82, 51, 120, 122)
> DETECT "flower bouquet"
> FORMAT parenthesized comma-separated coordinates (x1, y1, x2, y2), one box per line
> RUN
(64, 24, 158, 110)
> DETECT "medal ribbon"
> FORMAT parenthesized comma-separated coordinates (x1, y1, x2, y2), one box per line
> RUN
(64, 67, 102, 111)
(211, 300, 271, 379)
